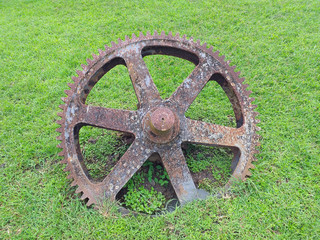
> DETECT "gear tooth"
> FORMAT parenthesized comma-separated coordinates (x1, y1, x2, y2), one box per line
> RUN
(182, 34, 187, 40)
(254, 133, 261, 141)
(252, 149, 260, 155)
(71, 180, 77, 187)
(125, 35, 130, 41)
(118, 38, 123, 45)
(189, 36, 194, 42)
(92, 53, 98, 60)
(56, 135, 63, 141)
(226, 60, 231, 65)
(63, 165, 71, 172)
(251, 104, 258, 110)
(138, 32, 144, 38)
(61, 97, 67, 103)
(219, 55, 225, 61)
(56, 127, 63, 133)
(67, 173, 74, 180)
(254, 133, 261, 139)
(58, 151, 65, 157)
(153, 30, 159, 37)
(230, 65, 236, 71)
(255, 118, 261, 124)
(146, 31, 151, 37)
(80, 193, 88, 200)
(81, 64, 87, 71)
(255, 126, 262, 131)
(60, 158, 67, 164)
(246, 90, 253, 96)
(64, 90, 72, 96)
(175, 32, 180, 38)
(239, 77, 245, 83)
(168, 31, 173, 37)
(57, 112, 63, 117)
(249, 163, 255, 169)
(208, 46, 213, 52)
(243, 84, 249, 89)
(201, 42, 207, 49)
(59, 104, 65, 110)
(252, 156, 258, 162)
(111, 41, 116, 47)
(196, 39, 201, 45)
(131, 33, 138, 39)
(56, 119, 63, 125)
(98, 49, 104, 55)
(86, 58, 93, 65)
(235, 71, 241, 77)
(57, 143, 62, 149)
(71, 76, 78, 82)
(67, 82, 76, 90)
(246, 170, 252, 177)
(249, 97, 255, 103)
(104, 44, 111, 51)
(160, 30, 166, 37)
(75, 186, 82, 193)
(212, 51, 219, 58)
(86, 199, 95, 206)
(71, 76, 80, 85)
(76, 69, 84, 77)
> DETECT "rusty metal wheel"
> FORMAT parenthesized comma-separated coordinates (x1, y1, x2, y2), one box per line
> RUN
(56, 31, 260, 210)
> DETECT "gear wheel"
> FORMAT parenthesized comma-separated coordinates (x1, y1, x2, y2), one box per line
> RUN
(56, 31, 260, 210)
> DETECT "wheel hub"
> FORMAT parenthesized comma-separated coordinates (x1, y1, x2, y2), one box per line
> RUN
(143, 107, 180, 144)
(150, 107, 175, 133)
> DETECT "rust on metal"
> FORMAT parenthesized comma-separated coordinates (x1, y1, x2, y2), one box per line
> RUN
(144, 107, 180, 144)
(150, 107, 175, 133)
(56, 31, 260, 211)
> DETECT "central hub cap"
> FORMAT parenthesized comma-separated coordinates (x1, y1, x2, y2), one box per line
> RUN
(150, 107, 175, 133)
(143, 107, 180, 144)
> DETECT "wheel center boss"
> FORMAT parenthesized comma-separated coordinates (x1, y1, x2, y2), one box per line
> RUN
(143, 107, 180, 144)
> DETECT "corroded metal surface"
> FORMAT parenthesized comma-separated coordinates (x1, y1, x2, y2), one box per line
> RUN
(56, 31, 260, 209)
(150, 107, 175, 133)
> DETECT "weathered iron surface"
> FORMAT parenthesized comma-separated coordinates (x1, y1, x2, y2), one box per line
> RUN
(56, 31, 260, 210)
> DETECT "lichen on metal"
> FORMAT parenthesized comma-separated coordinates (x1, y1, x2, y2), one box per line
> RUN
(56, 31, 260, 212)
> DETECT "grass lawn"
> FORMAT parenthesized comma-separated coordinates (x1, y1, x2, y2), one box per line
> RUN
(1, 0, 319, 239)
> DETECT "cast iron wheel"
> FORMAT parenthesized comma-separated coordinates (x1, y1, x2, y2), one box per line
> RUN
(56, 31, 260, 210)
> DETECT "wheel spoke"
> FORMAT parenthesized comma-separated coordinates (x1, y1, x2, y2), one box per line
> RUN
(159, 146, 208, 204)
(101, 139, 153, 199)
(75, 104, 138, 134)
(122, 50, 161, 107)
(184, 119, 244, 148)
(169, 59, 216, 112)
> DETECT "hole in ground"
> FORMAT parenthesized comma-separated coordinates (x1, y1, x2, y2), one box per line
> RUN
(116, 143, 234, 215)
(116, 153, 178, 215)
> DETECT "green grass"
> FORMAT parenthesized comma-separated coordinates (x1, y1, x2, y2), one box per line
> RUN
(1, 0, 319, 238)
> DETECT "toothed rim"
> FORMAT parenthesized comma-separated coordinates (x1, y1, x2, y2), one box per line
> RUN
(56, 31, 261, 210)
